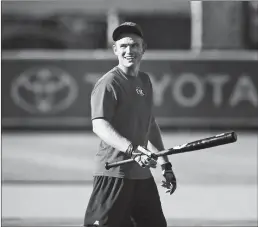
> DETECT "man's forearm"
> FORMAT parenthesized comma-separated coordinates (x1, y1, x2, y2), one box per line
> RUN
(92, 118, 131, 153)
(147, 141, 169, 165)
(147, 118, 170, 165)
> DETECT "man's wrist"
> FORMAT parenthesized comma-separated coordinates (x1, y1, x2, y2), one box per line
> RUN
(161, 162, 172, 171)
(161, 162, 173, 176)
(125, 143, 137, 157)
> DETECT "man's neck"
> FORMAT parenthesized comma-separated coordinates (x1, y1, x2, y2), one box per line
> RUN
(117, 64, 139, 77)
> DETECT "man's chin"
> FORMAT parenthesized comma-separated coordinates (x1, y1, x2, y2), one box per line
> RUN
(124, 62, 136, 68)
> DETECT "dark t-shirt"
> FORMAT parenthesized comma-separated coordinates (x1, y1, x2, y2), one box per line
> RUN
(91, 66, 154, 179)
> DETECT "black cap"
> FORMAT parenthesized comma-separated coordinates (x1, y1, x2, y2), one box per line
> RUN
(112, 22, 144, 41)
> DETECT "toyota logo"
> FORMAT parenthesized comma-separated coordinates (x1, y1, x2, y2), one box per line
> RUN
(11, 66, 78, 114)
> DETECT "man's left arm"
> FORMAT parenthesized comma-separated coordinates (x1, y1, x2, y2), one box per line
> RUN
(147, 117, 168, 165)
(147, 116, 177, 194)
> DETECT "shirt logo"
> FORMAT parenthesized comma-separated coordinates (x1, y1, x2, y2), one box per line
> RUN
(94, 220, 99, 225)
(136, 86, 145, 96)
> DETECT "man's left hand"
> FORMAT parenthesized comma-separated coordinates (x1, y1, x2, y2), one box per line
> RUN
(161, 162, 177, 195)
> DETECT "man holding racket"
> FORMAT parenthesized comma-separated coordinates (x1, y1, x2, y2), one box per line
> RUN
(84, 22, 177, 227)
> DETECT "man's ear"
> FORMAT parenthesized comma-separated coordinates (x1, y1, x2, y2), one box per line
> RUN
(112, 43, 118, 56)
(142, 41, 147, 54)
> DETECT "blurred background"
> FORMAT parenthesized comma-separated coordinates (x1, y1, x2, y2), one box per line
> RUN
(1, 1, 258, 226)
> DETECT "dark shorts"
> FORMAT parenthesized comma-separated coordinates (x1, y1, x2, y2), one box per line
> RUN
(84, 176, 167, 227)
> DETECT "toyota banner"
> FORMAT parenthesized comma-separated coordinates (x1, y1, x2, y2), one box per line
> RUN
(2, 56, 258, 129)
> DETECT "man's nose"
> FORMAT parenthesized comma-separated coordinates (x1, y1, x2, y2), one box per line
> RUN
(125, 46, 132, 53)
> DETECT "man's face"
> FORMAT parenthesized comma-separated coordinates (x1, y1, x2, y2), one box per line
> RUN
(113, 33, 145, 68)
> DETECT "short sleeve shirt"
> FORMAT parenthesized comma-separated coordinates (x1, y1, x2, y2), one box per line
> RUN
(91, 66, 154, 179)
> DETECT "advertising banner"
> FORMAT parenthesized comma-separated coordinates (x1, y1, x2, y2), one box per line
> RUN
(2, 58, 258, 129)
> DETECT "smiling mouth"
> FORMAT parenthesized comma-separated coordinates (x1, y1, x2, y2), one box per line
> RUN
(125, 57, 135, 61)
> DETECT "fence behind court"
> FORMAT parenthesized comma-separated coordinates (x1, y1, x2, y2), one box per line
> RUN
(2, 50, 258, 130)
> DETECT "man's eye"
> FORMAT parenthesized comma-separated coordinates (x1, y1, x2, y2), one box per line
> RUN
(120, 45, 126, 48)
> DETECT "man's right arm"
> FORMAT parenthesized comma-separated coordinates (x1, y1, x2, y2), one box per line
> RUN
(91, 78, 131, 152)
(92, 118, 157, 168)
(92, 118, 131, 153)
